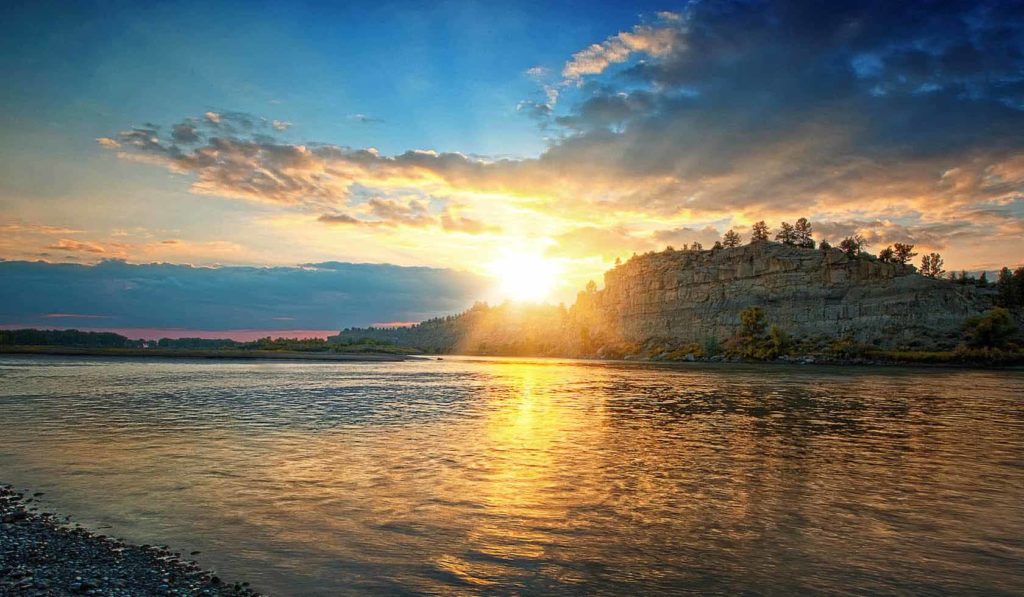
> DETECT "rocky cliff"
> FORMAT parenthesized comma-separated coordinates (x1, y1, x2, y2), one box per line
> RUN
(590, 242, 993, 349)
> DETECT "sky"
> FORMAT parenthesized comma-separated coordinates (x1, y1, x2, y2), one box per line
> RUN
(1, 0, 1023, 336)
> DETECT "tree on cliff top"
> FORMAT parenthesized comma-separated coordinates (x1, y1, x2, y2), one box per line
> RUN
(794, 218, 815, 248)
(775, 221, 796, 244)
(722, 229, 741, 248)
(839, 235, 867, 256)
(921, 253, 945, 278)
(996, 266, 1024, 307)
(750, 221, 770, 242)
(893, 243, 917, 265)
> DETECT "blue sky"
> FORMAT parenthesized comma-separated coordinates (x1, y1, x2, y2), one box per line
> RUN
(1, 0, 668, 160)
(1, 0, 1023, 335)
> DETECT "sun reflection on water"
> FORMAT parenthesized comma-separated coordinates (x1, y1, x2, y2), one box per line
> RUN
(1, 357, 1023, 595)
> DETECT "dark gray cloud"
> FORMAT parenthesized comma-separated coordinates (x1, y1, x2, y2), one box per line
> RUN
(171, 122, 200, 144)
(0, 260, 487, 331)
(539, 0, 1024, 214)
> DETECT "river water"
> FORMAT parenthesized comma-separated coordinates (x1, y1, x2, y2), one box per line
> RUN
(0, 355, 1022, 595)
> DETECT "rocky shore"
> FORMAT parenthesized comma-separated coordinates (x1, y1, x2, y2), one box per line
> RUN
(0, 485, 258, 596)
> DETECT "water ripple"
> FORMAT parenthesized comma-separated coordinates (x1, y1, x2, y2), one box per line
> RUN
(1, 355, 1023, 595)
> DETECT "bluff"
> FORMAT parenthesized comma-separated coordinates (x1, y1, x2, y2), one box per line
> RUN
(586, 242, 993, 350)
(334, 242, 999, 355)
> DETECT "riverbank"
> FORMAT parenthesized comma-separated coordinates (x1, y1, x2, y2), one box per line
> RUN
(619, 348, 1024, 368)
(0, 485, 258, 596)
(0, 346, 413, 362)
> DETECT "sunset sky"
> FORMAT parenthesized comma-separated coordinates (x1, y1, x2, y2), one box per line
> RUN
(2, 0, 1023, 336)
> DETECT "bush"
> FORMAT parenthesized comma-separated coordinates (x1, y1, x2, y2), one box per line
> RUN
(702, 336, 722, 357)
(963, 308, 1017, 348)
(769, 325, 791, 355)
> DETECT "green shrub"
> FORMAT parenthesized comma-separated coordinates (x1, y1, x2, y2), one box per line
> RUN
(962, 308, 1017, 348)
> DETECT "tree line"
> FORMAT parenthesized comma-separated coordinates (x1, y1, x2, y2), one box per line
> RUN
(0, 328, 142, 348)
(624, 218, 1024, 288)
(0, 329, 401, 352)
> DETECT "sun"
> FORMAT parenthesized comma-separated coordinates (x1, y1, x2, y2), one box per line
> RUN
(488, 251, 562, 303)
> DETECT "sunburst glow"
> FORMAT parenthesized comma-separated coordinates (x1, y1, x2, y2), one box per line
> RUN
(488, 251, 562, 303)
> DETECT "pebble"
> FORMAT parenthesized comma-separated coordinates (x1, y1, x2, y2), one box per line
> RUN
(0, 484, 260, 596)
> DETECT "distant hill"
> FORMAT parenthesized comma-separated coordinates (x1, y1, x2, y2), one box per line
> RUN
(331, 302, 576, 356)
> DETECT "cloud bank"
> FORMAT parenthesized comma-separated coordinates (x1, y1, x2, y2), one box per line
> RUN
(0, 260, 487, 331)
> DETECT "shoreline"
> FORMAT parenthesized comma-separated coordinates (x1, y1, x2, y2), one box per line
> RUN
(2, 346, 1020, 369)
(0, 485, 258, 596)
(0, 346, 413, 362)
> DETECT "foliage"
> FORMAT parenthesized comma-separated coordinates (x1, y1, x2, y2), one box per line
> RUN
(893, 243, 917, 264)
(0, 328, 409, 354)
(793, 218, 815, 248)
(995, 267, 1024, 307)
(740, 307, 767, 337)
(702, 336, 722, 357)
(920, 253, 945, 278)
(838, 234, 867, 256)
(722, 229, 741, 248)
(828, 336, 869, 358)
(157, 337, 239, 349)
(750, 221, 770, 242)
(724, 307, 788, 359)
(962, 308, 1017, 348)
(0, 329, 140, 348)
(878, 243, 916, 264)
(865, 347, 1024, 366)
(769, 325, 791, 355)
(775, 221, 796, 244)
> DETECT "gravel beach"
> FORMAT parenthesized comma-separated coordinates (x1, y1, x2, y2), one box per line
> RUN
(0, 485, 259, 596)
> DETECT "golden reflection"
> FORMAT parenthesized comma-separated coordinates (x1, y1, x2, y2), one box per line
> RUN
(462, 360, 606, 564)
(5, 361, 1024, 595)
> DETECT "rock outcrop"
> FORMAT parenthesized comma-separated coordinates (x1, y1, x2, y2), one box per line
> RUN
(590, 242, 993, 349)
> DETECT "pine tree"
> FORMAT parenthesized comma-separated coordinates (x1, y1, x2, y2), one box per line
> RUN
(893, 242, 917, 265)
(794, 218, 815, 248)
(996, 267, 1013, 306)
(920, 253, 945, 278)
(750, 221, 770, 242)
(722, 229, 741, 248)
(839, 235, 866, 256)
(775, 221, 796, 244)
(1014, 267, 1024, 306)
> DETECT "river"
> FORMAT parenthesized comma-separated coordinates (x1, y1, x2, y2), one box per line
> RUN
(1, 355, 1022, 595)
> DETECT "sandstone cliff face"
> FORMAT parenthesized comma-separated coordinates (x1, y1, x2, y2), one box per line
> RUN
(594, 242, 992, 349)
